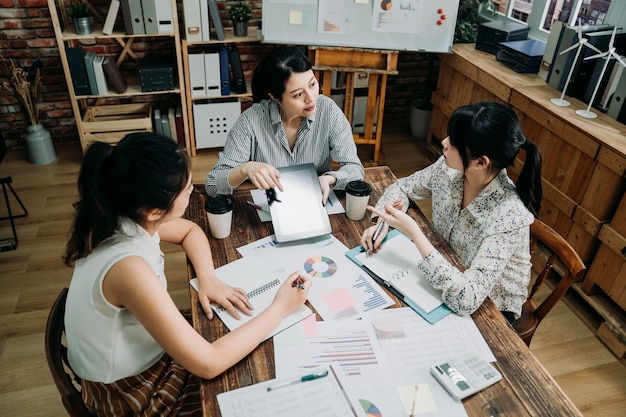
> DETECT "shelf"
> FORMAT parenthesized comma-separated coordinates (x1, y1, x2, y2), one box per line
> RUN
(186, 27, 261, 46)
(48, 0, 190, 154)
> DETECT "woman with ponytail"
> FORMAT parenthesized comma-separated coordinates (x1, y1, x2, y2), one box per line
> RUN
(360, 102, 542, 322)
(63, 133, 310, 416)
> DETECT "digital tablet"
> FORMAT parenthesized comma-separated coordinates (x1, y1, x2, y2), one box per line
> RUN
(267, 164, 332, 243)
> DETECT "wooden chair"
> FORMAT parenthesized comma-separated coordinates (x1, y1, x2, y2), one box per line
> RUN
(45, 287, 94, 417)
(512, 219, 586, 346)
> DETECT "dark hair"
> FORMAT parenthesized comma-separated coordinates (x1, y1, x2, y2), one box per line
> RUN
(251, 46, 312, 103)
(63, 132, 191, 266)
(447, 101, 543, 218)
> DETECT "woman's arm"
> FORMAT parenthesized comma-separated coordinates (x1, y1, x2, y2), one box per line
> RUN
(159, 218, 253, 319)
(325, 103, 364, 190)
(105, 257, 311, 379)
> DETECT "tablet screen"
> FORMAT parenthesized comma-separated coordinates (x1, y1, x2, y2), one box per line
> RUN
(268, 164, 332, 242)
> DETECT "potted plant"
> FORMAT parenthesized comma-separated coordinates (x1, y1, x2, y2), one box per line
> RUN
(0, 54, 56, 164)
(67, 1, 93, 35)
(228, 1, 252, 37)
(454, 0, 496, 43)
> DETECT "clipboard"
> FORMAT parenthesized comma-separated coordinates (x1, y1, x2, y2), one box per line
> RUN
(345, 230, 451, 324)
(267, 164, 332, 243)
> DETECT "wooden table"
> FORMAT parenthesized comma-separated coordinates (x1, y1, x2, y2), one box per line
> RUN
(184, 166, 583, 417)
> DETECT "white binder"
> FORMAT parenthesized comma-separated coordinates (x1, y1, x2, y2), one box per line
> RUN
(93, 55, 109, 96)
(198, 0, 210, 41)
(154, 0, 174, 34)
(204, 52, 221, 97)
(183, 0, 203, 42)
(140, 0, 158, 34)
(188, 52, 206, 97)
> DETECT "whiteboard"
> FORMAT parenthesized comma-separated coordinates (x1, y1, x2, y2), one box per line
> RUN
(261, 0, 461, 53)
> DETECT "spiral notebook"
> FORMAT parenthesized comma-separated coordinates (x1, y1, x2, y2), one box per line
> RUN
(190, 257, 313, 339)
(346, 230, 451, 324)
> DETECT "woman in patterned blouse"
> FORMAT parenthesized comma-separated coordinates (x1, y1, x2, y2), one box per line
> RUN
(205, 46, 364, 204)
(361, 102, 542, 322)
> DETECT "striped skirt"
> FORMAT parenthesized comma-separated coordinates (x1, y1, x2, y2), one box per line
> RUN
(81, 353, 202, 417)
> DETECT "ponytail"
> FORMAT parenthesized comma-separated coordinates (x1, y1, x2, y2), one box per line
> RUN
(515, 140, 543, 218)
(63, 133, 190, 266)
(64, 142, 118, 266)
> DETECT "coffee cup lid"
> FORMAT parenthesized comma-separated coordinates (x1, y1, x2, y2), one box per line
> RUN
(345, 180, 371, 196)
(204, 195, 233, 214)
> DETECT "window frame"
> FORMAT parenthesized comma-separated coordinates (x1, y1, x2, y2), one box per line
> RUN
(479, 0, 626, 42)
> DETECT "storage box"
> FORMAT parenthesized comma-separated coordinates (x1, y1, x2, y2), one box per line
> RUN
(82, 103, 153, 145)
(476, 20, 530, 55)
(193, 99, 241, 149)
(138, 58, 174, 92)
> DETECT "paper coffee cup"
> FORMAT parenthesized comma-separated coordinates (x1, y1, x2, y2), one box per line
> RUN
(345, 180, 372, 221)
(204, 196, 233, 239)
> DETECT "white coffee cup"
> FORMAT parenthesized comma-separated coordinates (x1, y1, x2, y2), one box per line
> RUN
(204, 196, 233, 239)
(345, 180, 372, 221)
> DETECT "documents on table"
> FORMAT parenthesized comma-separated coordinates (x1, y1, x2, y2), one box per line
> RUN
(237, 234, 396, 320)
(189, 257, 313, 340)
(217, 365, 365, 417)
(347, 229, 452, 323)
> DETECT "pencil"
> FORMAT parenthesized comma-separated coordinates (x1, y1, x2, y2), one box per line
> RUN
(410, 384, 419, 417)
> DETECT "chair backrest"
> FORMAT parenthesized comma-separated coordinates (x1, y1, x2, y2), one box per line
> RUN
(45, 287, 94, 417)
(512, 219, 586, 346)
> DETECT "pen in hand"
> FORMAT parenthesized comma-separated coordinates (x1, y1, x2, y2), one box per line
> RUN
(266, 370, 329, 391)
(367, 220, 386, 255)
(292, 276, 306, 290)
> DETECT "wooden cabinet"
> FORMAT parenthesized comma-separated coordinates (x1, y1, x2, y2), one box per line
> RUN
(47, 0, 190, 153)
(181, 28, 261, 156)
(429, 43, 626, 358)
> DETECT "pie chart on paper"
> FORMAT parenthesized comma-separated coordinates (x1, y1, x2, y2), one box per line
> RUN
(359, 399, 383, 417)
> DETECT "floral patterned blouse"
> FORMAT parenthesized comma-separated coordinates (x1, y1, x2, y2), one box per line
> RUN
(375, 156, 535, 318)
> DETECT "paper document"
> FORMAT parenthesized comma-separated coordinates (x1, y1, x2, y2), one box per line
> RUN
(217, 365, 365, 417)
(355, 230, 443, 314)
(189, 257, 313, 340)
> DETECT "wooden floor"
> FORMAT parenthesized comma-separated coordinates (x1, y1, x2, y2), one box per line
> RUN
(0, 129, 625, 416)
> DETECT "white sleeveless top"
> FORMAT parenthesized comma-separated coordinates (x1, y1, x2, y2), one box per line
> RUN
(66, 218, 166, 383)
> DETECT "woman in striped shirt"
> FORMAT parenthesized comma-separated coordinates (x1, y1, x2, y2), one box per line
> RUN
(205, 47, 364, 204)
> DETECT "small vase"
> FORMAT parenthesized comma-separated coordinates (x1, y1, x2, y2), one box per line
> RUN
(73, 16, 93, 35)
(24, 124, 56, 165)
(233, 21, 248, 37)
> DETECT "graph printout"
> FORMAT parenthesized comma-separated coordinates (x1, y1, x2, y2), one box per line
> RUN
(237, 235, 395, 320)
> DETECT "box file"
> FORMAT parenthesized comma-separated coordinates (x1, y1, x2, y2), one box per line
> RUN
(204, 52, 221, 97)
(154, 0, 174, 34)
(188, 53, 207, 97)
(66, 47, 91, 96)
(141, 0, 158, 34)
(476, 20, 529, 55)
(219, 47, 230, 96)
(183, 0, 203, 42)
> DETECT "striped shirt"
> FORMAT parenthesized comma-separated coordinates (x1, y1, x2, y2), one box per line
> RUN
(205, 95, 364, 196)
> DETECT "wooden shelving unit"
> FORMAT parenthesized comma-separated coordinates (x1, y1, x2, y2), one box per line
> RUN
(47, 0, 190, 153)
(181, 27, 261, 156)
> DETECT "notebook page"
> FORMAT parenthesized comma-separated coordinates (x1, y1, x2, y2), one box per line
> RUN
(356, 233, 443, 314)
(189, 257, 313, 339)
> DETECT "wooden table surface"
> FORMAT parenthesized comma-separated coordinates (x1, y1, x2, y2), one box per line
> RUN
(184, 166, 583, 417)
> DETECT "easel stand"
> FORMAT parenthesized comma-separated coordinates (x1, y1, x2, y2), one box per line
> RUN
(0, 176, 28, 252)
(308, 46, 398, 165)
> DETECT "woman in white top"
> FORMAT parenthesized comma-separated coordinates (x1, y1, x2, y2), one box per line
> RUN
(361, 102, 543, 322)
(205, 46, 364, 204)
(63, 132, 311, 416)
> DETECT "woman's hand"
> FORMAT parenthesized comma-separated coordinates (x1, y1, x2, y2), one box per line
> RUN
(367, 200, 420, 240)
(271, 272, 311, 315)
(360, 219, 390, 254)
(198, 277, 254, 320)
(242, 162, 283, 192)
(318, 175, 336, 205)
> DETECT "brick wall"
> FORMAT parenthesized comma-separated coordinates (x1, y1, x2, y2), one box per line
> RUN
(0, 0, 440, 150)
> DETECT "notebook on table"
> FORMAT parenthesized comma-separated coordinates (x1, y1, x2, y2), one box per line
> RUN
(346, 229, 451, 324)
(190, 256, 313, 339)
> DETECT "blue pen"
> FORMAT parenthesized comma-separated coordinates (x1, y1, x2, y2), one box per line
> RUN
(266, 370, 329, 391)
